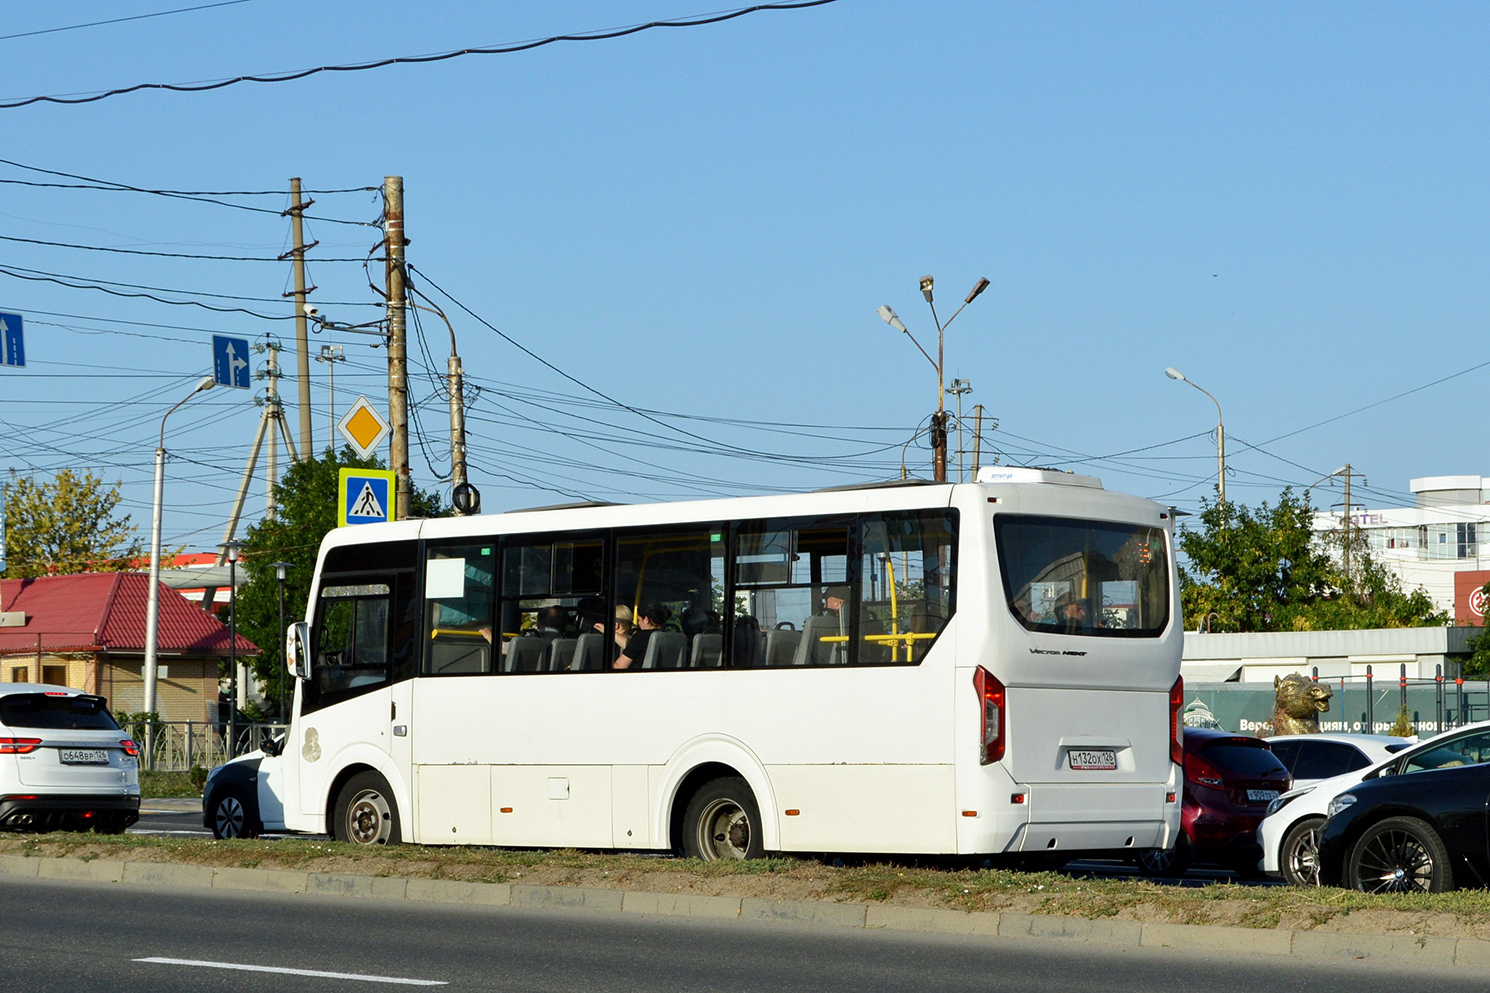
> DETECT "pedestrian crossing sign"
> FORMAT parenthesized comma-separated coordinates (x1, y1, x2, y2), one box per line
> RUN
(338, 468, 398, 527)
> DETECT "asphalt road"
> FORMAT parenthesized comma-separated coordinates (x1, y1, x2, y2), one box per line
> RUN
(3, 876, 1476, 993)
(129, 799, 1271, 886)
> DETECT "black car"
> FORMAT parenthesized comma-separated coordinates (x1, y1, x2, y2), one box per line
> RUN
(1316, 725, 1490, 893)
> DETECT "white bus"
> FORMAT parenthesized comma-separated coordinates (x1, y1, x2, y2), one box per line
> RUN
(206, 467, 1183, 862)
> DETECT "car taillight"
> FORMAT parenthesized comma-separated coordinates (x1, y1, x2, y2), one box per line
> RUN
(120, 739, 139, 757)
(973, 666, 1006, 765)
(1184, 752, 1225, 788)
(0, 738, 41, 754)
(1169, 675, 1184, 767)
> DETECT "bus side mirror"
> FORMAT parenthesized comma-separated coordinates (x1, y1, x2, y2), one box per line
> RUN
(286, 622, 311, 681)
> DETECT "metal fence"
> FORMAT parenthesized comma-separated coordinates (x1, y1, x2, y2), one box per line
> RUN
(126, 720, 287, 772)
(1186, 664, 1490, 738)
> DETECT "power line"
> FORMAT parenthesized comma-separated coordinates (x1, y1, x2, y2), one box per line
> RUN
(0, 232, 370, 263)
(0, 158, 377, 225)
(0, 1, 841, 109)
(0, 0, 254, 43)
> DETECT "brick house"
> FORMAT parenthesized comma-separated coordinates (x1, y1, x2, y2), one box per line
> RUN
(0, 572, 259, 722)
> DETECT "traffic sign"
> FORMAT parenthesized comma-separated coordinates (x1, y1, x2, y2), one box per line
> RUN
(212, 335, 251, 389)
(0, 312, 24, 367)
(338, 395, 390, 458)
(339, 468, 397, 527)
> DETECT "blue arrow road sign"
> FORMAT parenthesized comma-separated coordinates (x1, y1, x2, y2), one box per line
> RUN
(212, 335, 251, 389)
(0, 312, 24, 367)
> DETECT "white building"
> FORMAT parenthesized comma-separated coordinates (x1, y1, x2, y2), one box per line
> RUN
(1312, 475, 1490, 625)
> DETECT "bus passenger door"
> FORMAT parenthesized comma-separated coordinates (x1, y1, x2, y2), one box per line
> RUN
(295, 572, 412, 828)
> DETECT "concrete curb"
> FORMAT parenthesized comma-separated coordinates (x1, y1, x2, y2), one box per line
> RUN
(9, 853, 1490, 967)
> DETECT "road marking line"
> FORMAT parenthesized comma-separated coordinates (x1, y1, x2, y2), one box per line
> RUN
(133, 957, 447, 985)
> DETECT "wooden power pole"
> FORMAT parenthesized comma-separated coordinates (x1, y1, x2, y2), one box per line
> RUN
(384, 176, 411, 520)
(284, 178, 316, 459)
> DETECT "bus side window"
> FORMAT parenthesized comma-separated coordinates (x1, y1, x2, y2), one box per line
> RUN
(734, 517, 852, 667)
(859, 510, 957, 664)
(424, 543, 496, 675)
(308, 583, 393, 709)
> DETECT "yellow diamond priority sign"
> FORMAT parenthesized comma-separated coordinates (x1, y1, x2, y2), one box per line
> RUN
(338, 395, 390, 458)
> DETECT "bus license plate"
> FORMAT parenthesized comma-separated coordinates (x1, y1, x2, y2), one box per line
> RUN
(1068, 749, 1117, 771)
(60, 749, 108, 765)
(1247, 789, 1279, 803)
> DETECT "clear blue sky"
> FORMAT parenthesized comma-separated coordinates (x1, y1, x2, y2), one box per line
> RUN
(0, 1, 1485, 556)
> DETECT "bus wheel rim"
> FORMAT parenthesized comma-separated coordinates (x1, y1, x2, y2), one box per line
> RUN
(696, 797, 750, 859)
(347, 789, 391, 845)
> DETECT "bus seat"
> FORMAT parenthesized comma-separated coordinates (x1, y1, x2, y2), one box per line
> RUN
(764, 629, 800, 668)
(794, 613, 846, 666)
(505, 636, 548, 673)
(548, 637, 577, 671)
(642, 631, 687, 670)
(572, 632, 602, 671)
(690, 633, 723, 667)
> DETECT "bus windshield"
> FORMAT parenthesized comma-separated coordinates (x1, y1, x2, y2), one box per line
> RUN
(995, 514, 1169, 637)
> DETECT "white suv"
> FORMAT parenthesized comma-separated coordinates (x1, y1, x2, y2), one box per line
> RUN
(0, 683, 140, 833)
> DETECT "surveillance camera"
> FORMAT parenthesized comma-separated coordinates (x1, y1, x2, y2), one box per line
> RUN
(303, 304, 321, 318)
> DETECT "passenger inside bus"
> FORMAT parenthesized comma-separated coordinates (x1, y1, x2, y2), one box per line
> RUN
(614, 601, 670, 670)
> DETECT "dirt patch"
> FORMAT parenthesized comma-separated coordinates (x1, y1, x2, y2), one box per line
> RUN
(8, 834, 1490, 940)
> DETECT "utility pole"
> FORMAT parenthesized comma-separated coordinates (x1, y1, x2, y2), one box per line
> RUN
(282, 178, 317, 460)
(971, 404, 985, 479)
(946, 379, 972, 482)
(1342, 463, 1354, 582)
(384, 176, 411, 520)
(264, 340, 282, 520)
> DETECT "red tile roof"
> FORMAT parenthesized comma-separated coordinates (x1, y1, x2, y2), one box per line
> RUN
(0, 573, 259, 656)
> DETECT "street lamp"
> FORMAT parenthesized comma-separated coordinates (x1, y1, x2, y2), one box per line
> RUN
(946, 378, 973, 482)
(1165, 367, 1225, 505)
(143, 375, 216, 768)
(221, 540, 241, 756)
(271, 561, 293, 724)
(879, 275, 990, 481)
(315, 344, 345, 452)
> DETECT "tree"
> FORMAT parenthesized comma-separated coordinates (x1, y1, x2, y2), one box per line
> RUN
(1179, 488, 1446, 633)
(1, 469, 141, 578)
(232, 447, 444, 718)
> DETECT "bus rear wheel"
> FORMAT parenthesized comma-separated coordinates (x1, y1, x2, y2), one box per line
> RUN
(683, 777, 764, 861)
(334, 771, 401, 846)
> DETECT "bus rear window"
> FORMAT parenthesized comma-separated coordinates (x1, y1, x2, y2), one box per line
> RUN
(995, 515, 1169, 638)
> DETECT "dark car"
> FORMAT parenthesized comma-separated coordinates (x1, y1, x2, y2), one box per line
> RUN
(1138, 728, 1291, 878)
(1316, 725, 1490, 893)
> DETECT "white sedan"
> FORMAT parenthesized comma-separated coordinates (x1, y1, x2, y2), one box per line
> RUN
(1259, 724, 1488, 885)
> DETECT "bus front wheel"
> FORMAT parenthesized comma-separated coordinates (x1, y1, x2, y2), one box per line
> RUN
(334, 771, 402, 846)
(683, 777, 764, 861)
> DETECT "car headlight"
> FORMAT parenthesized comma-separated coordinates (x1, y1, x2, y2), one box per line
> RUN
(1326, 793, 1357, 818)
(1266, 786, 1314, 817)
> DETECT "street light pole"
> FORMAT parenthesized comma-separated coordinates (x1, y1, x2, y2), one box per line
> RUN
(1165, 367, 1226, 505)
(879, 276, 989, 483)
(221, 540, 241, 756)
(143, 376, 216, 768)
(316, 344, 345, 453)
(946, 378, 973, 482)
(272, 561, 292, 724)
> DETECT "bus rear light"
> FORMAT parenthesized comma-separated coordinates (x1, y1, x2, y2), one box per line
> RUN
(1166, 792, 1176, 804)
(973, 666, 1006, 765)
(120, 740, 139, 757)
(1169, 676, 1184, 767)
(1010, 793, 1026, 804)
(0, 738, 41, 754)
